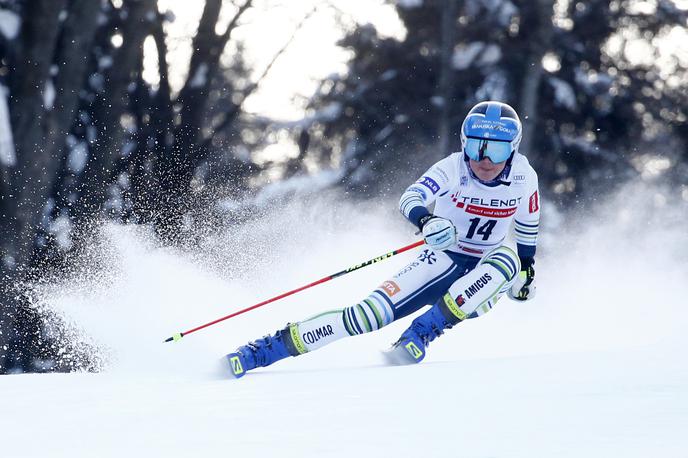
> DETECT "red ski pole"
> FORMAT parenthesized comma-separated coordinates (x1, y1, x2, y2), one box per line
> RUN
(164, 240, 425, 343)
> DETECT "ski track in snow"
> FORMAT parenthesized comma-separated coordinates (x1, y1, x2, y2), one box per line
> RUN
(2, 189, 687, 457)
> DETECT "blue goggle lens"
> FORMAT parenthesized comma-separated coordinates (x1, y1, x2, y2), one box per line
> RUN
(464, 138, 512, 163)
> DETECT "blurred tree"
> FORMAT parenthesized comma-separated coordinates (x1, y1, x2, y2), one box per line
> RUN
(0, 0, 686, 373)
(290, 0, 687, 203)
(0, 0, 293, 373)
(1, 0, 80, 373)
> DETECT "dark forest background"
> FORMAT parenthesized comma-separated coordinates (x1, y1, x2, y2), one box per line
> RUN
(0, 0, 686, 373)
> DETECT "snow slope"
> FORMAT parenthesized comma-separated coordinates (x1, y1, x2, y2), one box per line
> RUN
(2, 188, 687, 457)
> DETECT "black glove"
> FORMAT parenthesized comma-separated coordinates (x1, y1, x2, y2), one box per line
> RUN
(508, 263, 536, 301)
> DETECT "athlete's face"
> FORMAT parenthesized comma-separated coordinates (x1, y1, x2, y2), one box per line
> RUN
(469, 157, 507, 181)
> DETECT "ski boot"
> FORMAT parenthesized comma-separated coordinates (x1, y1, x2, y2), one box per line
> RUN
(225, 325, 300, 378)
(384, 293, 466, 365)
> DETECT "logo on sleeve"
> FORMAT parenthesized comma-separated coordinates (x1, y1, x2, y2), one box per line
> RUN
(380, 281, 401, 297)
(419, 176, 440, 194)
(408, 185, 427, 200)
(434, 167, 449, 182)
(529, 191, 539, 213)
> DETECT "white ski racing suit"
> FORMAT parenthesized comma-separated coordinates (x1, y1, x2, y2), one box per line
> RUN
(287, 152, 540, 354)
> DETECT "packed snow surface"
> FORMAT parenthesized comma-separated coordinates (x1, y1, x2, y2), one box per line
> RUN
(2, 188, 687, 457)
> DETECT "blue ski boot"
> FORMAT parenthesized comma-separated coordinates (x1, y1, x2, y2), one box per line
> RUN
(384, 293, 466, 365)
(225, 325, 301, 378)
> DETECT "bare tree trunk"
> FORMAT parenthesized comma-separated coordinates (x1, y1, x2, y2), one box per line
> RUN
(1, 0, 68, 372)
(130, 8, 175, 221)
(518, 0, 555, 167)
(77, 0, 156, 220)
(44, 0, 102, 172)
(437, 0, 458, 159)
(6, 0, 68, 266)
(154, 0, 252, 237)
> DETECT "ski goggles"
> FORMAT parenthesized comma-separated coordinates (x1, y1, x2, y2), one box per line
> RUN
(463, 137, 513, 163)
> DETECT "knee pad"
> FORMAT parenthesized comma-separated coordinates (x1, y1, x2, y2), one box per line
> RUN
(442, 246, 520, 319)
(479, 246, 520, 284)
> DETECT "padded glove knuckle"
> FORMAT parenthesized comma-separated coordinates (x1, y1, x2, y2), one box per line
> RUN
(422, 217, 457, 251)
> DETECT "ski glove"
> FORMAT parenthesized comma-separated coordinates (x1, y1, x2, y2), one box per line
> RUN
(420, 215, 457, 252)
(508, 264, 536, 301)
